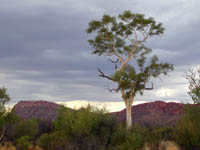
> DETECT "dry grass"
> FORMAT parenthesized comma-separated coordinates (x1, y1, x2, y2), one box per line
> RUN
(0, 142, 16, 150)
(0, 142, 43, 150)
(145, 141, 180, 150)
(0, 141, 179, 150)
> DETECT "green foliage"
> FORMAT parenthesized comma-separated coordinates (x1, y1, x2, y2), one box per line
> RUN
(0, 87, 10, 113)
(0, 87, 10, 107)
(53, 105, 117, 150)
(186, 66, 200, 103)
(37, 133, 50, 149)
(13, 119, 39, 141)
(87, 11, 164, 56)
(16, 136, 31, 150)
(86, 10, 173, 100)
(0, 87, 14, 142)
(37, 132, 69, 150)
(174, 105, 200, 150)
(2, 111, 19, 140)
(146, 127, 173, 150)
(109, 124, 147, 150)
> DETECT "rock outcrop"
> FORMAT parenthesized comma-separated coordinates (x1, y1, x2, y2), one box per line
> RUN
(13, 100, 60, 122)
(112, 101, 184, 127)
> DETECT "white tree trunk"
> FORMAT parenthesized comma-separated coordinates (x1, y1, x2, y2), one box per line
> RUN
(121, 89, 134, 129)
(0, 126, 5, 142)
(125, 99, 133, 129)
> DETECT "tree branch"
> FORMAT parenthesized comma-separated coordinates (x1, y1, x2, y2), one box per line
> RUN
(111, 41, 125, 64)
(0, 126, 5, 142)
(108, 58, 119, 69)
(98, 68, 114, 81)
(144, 82, 153, 90)
(108, 87, 120, 92)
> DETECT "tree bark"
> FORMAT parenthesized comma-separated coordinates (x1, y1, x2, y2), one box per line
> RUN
(125, 98, 133, 129)
(0, 126, 5, 142)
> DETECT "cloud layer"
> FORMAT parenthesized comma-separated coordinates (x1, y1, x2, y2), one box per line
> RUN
(0, 0, 199, 103)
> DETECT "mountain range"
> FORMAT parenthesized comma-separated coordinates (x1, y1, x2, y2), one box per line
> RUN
(13, 100, 189, 128)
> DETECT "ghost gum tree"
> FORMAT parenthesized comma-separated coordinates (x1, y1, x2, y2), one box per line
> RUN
(86, 11, 174, 129)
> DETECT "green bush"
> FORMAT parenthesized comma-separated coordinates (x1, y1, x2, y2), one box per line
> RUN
(53, 105, 116, 150)
(109, 124, 147, 150)
(13, 119, 39, 141)
(16, 136, 31, 150)
(174, 105, 200, 150)
(146, 126, 173, 150)
(37, 131, 70, 150)
(37, 133, 50, 149)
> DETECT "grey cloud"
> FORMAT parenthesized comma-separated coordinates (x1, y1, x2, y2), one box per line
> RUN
(0, 0, 199, 103)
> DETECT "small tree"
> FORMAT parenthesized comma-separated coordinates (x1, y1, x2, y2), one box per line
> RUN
(186, 66, 200, 104)
(0, 87, 11, 141)
(0, 87, 10, 113)
(86, 10, 174, 128)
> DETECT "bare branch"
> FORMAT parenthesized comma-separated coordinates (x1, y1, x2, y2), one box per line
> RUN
(108, 87, 120, 92)
(145, 82, 153, 90)
(108, 58, 119, 70)
(108, 58, 119, 64)
(98, 68, 114, 81)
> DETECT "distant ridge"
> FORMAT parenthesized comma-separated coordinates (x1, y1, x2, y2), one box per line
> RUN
(112, 101, 184, 127)
(13, 100, 60, 122)
(13, 100, 195, 128)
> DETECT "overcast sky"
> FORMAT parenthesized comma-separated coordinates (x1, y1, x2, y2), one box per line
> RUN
(0, 0, 199, 104)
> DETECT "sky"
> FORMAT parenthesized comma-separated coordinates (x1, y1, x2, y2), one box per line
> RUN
(0, 0, 199, 105)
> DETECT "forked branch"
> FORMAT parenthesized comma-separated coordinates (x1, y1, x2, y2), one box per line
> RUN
(108, 86, 120, 92)
(108, 58, 119, 69)
(98, 68, 114, 81)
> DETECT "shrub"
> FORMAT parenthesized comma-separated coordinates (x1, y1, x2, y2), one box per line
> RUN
(37, 133, 50, 149)
(16, 136, 31, 150)
(146, 126, 173, 150)
(37, 131, 70, 150)
(53, 105, 117, 150)
(174, 105, 200, 150)
(109, 124, 147, 150)
(13, 119, 39, 141)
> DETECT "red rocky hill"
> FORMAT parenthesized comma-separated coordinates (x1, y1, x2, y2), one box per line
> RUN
(112, 101, 184, 127)
(13, 100, 60, 122)
(13, 100, 189, 127)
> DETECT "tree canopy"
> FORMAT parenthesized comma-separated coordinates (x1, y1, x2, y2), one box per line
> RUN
(87, 10, 173, 99)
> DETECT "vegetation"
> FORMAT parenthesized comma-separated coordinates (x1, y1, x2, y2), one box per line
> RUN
(109, 124, 147, 150)
(2, 100, 200, 150)
(186, 66, 200, 103)
(16, 136, 31, 150)
(146, 126, 173, 150)
(174, 105, 200, 150)
(0, 87, 18, 142)
(86, 10, 174, 128)
(0, 87, 10, 113)
(12, 119, 39, 141)
(51, 105, 117, 150)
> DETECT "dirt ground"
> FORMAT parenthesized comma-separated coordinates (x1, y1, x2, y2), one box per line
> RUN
(145, 141, 180, 150)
